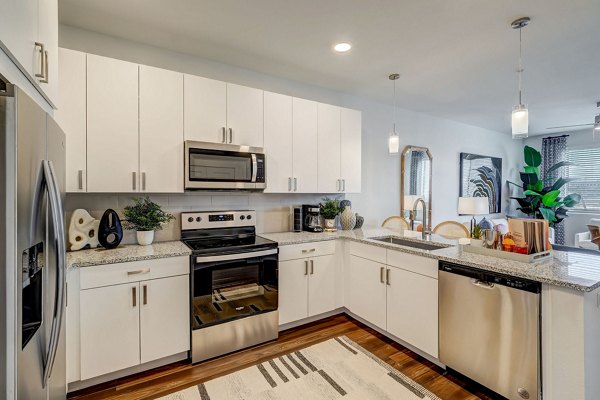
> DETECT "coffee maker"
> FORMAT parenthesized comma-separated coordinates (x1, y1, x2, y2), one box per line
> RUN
(302, 204, 323, 232)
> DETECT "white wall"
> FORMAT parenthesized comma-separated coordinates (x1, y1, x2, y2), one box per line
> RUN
(59, 25, 522, 241)
(525, 129, 599, 246)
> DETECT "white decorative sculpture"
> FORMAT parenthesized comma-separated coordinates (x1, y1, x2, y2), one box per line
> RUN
(68, 209, 100, 251)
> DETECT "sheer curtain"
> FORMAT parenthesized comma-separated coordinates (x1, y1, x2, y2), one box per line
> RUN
(541, 135, 568, 245)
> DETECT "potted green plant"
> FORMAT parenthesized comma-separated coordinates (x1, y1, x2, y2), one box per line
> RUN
(510, 146, 581, 226)
(470, 224, 483, 247)
(320, 197, 341, 232)
(123, 196, 175, 245)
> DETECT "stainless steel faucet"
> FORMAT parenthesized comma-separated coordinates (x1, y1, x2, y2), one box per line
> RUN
(412, 197, 431, 240)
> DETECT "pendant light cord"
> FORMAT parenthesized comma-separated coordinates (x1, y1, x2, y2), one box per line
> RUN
(518, 28, 523, 106)
(393, 78, 397, 134)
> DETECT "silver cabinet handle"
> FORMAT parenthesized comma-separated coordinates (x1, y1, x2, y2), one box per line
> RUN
(342, 179, 346, 192)
(380, 267, 385, 283)
(142, 172, 146, 191)
(143, 285, 148, 305)
(336, 179, 340, 191)
(40, 50, 49, 83)
(293, 177, 297, 192)
(228, 128, 233, 143)
(34, 42, 45, 79)
(132, 171, 137, 191)
(221, 127, 226, 143)
(301, 248, 316, 253)
(386, 269, 391, 286)
(127, 268, 150, 276)
(78, 170, 83, 190)
(288, 177, 292, 192)
(304, 260, 309, 276)
(132, 286, 137, 307)
(310, 259, 314, 275)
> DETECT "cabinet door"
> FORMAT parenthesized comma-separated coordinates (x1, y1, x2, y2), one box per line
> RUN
(264, 91, 293, 193)
(347, 255, 386, 330)
(278, 259, 309, 325)
(317, 103, 341, 193)
(226, 83, 263, 147)
(0, 0, 38, 79)
(183, 74, 227, 143)
(37, 0, 58, 105)
(308, 255, 336, 317)
(139, 65, 184, 193)
(140, 275, 190, 363)
(55, 48, 86, 192)
(340, 108, 361, 193)
(386, 266, 438, 358)
(87, 54, 139, 192)
(80, 283, 140, 380)
(292, 98, 318, 193)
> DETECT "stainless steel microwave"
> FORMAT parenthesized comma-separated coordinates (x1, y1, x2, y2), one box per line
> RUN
(184, 141, 266, 190)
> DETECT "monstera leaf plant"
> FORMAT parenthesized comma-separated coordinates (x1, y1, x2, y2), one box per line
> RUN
(509, 146, 581, 226)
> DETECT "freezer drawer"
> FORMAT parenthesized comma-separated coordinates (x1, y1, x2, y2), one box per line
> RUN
(439, 265, 540, 400)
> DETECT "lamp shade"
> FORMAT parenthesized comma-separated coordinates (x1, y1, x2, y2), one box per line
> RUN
(388, 134, 400, 154)
(404, 195, 423, 211)
(458, 197, 489, 215)
(512, 105, 529, 138)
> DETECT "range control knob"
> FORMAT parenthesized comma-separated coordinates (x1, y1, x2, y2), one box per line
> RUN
(240, 215, 245, 220)
(187, 217, 194, 223)
(247, 214, 252, 220)
(196, 217, 202, 222)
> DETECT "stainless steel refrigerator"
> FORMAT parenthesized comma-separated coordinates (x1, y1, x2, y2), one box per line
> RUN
(0, 74, 67, 399)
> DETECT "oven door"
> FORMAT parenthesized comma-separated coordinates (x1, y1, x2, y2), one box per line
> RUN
(185, 141, 266, 190)
(191, 248, 278, 330)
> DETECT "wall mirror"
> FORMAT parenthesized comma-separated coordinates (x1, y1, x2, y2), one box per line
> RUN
(400, 145, 432, 232)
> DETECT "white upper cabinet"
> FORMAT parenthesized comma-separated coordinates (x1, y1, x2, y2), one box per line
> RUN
(86, 54, 139, 192)
(0, 0, 58, 106)
(139, 65, 184, 193)
(226, 83, 264, 147)
(55, 48, 86, 192)
(317, 103, 341, 193)
(183, 75, 227, 143)
(264, 91, 293, 193)
(340, 108, 362, 193)
(292, 98, 319, 193)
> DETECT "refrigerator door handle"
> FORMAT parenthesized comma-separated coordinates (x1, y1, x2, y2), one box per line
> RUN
(42, 160, 66, 387)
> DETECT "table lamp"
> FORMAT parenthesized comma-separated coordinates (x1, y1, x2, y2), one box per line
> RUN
(458, 197, 489, 236)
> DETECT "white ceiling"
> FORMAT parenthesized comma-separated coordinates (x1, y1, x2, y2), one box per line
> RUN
(59, 0, 600, 135)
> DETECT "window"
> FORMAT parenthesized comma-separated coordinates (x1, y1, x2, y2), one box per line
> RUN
(566, 145, 600, 211)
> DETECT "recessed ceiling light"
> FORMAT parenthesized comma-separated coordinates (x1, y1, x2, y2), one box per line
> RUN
(333, 43, 352, 53)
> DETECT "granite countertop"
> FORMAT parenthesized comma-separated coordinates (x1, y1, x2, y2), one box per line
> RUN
(67, 241, 192, 268)
(261, 228, 600, 292)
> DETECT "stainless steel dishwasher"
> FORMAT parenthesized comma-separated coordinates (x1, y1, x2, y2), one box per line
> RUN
(439, 261, 541, 400)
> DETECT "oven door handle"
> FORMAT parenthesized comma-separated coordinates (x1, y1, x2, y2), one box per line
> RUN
(251, 154, 258, 183)
(195, 248, 278, 263)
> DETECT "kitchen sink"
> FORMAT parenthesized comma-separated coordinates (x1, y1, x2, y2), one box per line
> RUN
(372, 236, 447, 251)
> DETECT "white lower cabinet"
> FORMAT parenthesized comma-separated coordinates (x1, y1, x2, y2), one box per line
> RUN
(386, 266, 439, 358)
(80, 282, 140, 380)
(279, 246, 336, 325)
(71, 257, 190, 383)
(347, 255, 387, 330)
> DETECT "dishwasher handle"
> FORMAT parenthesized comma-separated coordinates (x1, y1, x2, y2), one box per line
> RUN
(470, 279, 495, 290)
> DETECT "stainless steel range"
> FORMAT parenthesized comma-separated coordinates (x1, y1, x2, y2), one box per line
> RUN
(181, 211, 279, 363)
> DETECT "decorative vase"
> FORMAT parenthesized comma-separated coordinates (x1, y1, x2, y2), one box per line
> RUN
(98, 209, 123, 249)
(324, 219, 337, 232)
(340, 206, 356, 230)
(136, 230, 155, 246)
(68, 209, 100, 251)
(470, 238, 484, 247)
(354, 214, 364, 229)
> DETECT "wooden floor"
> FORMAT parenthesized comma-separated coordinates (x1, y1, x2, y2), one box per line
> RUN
(68, 314, 498, 400)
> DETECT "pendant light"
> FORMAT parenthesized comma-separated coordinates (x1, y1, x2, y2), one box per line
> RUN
(594, 102, 600, 142)
(511, 17, 531, 139)
(388, 73, 400, 154)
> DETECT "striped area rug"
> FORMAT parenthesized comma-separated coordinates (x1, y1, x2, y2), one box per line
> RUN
(160, 336, 441, 400)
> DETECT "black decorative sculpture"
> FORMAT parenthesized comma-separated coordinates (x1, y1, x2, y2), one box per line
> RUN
(98, 209, 123, 249)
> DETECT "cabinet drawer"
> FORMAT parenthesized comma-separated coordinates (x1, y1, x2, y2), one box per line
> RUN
(348, 241, 386, 264)
(80, 256, 189, 289)
(279, 241, 336, 261)
(386, 250, 438, 279)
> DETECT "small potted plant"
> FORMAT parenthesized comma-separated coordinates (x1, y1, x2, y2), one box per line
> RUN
(470, 225, 483, 247)
(123, 196, 175, 246)
(320, 197, 341, 232)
